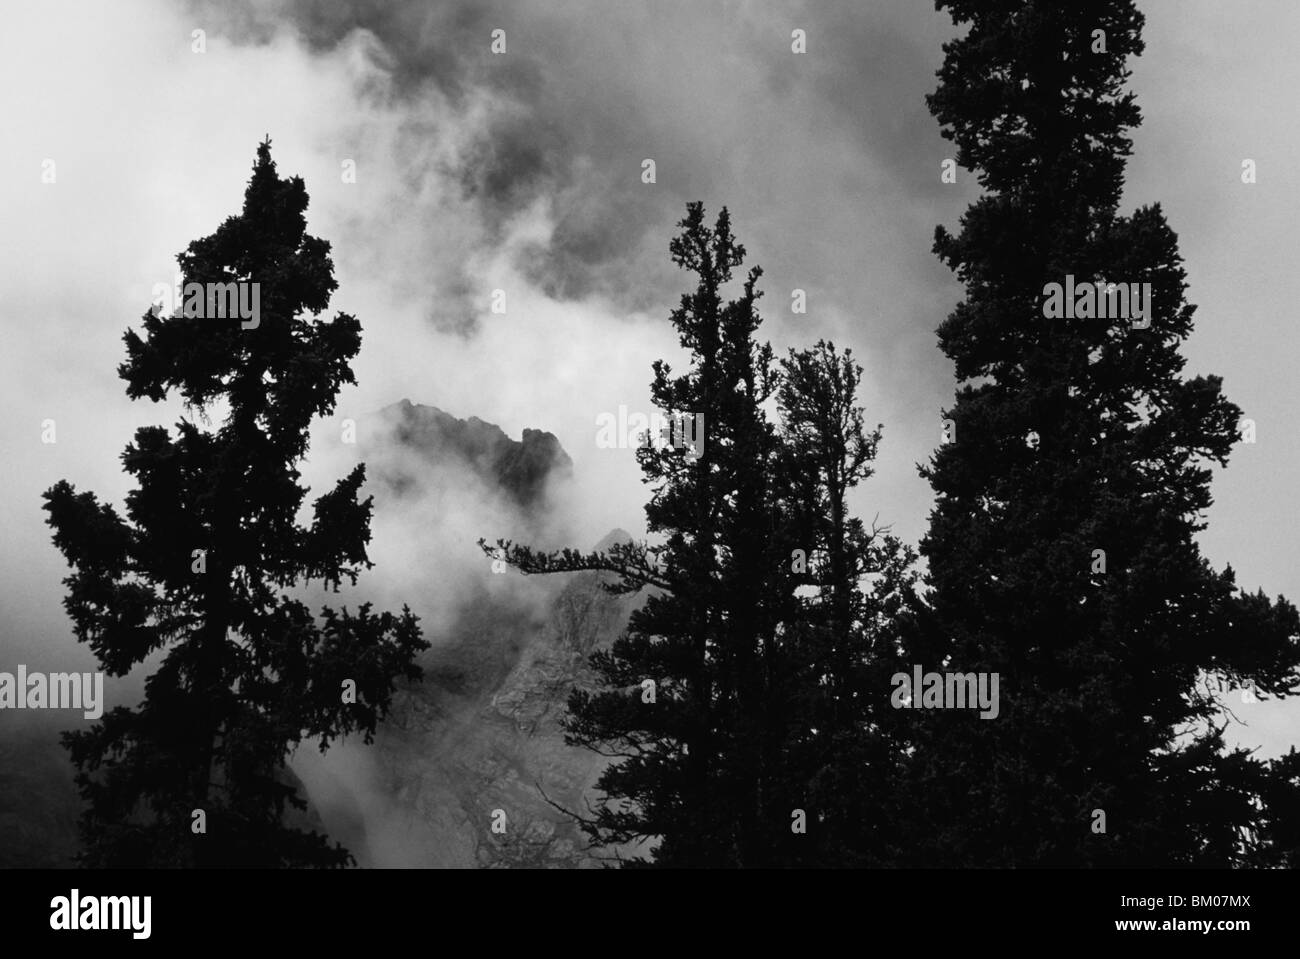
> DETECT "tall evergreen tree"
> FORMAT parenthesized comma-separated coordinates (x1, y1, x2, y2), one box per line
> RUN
(488, 219, 916, 867)
(779, 342, 881, 718)
(42, 141, 427, 867)
(904, 0, 1300, 866)
(487, 203, 796, 866)
(1247, 747, 1300, 867)
(775, 342, 916, 866)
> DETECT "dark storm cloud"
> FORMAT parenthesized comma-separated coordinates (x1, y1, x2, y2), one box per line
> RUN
(185, 0, 959, 341)
(188, 0, 694, 328)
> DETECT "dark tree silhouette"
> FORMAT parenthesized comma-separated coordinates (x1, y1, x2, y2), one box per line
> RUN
(775, 342, 917, 866)
(902, 0, 1300, 866)
(485, 212, 912, 867)
(486, 204, 794, 866)
(42, 141, 427, 867)
(1248, 746, 1300, 866)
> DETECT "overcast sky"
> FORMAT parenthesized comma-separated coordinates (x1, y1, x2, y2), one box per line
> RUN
(1, 0, 1296, 757)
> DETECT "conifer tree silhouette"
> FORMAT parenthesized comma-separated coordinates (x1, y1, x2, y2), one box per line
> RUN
(486, 205, 789, 865)
(775, 342, 917, 866)
(903, 0, 1300, 866)
(485, 209, 911, 866)
(42, 141, 427, 867)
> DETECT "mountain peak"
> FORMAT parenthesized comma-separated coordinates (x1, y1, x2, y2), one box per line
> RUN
(372, 401, 573, 508)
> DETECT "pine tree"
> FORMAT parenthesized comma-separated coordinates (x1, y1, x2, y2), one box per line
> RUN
(486, 203, 795, 866)
(1247, 747, 1300, 867)
(488, 219, 919, 867)
(905, 0, 1300, 866)
(42, 141, 427, 867)
(776, 342, 917, 866)
(779, 342, 881, 718)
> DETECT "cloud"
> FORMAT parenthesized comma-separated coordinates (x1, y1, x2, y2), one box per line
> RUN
(184, 0, 960, 345)
(4, 0, 1299, 865)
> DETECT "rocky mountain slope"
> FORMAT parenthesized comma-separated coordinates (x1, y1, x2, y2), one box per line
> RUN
(294, 402, 638, 867)
(363, 536, 637, 868)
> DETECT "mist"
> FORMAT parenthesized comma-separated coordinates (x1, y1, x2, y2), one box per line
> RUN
(3, 0, 1299, 868)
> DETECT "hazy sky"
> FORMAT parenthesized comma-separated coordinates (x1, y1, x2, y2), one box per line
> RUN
(1, 0, 1296, 757)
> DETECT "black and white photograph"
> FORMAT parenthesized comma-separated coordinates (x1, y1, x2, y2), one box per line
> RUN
(0, 0, 1294, 942)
